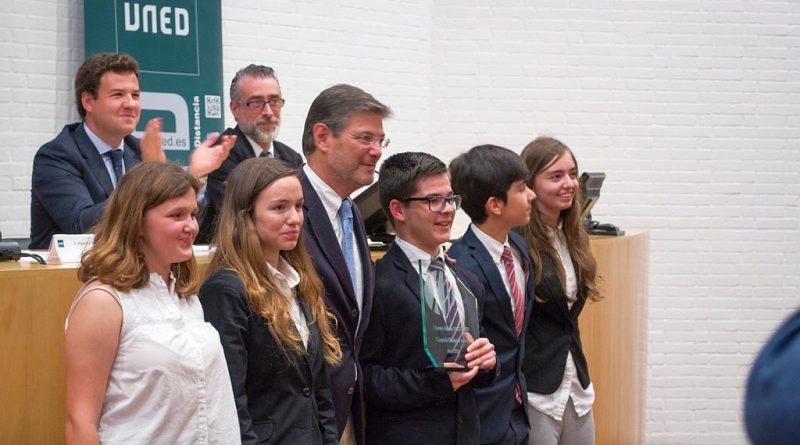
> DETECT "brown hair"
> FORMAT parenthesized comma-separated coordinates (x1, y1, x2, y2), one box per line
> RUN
(79, 162, 201, 297)
(208, 158, 342, 364)
(302, 83, 392, 156)
(75, 52, 139, 118)
(520, 136, 601, 302)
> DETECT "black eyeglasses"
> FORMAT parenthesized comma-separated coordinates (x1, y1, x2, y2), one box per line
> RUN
(241, 97, 285, 111)
(402, 195, 462, 213)
(343, 131, 390, 150)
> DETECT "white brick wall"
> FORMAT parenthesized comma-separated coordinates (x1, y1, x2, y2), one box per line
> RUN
(2, 1, 798, 443)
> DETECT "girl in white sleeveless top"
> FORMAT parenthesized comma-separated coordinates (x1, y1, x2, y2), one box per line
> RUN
(65, 162, 240, 444)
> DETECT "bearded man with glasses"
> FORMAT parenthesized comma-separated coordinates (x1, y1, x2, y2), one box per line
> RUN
(197, 64, 303, 243)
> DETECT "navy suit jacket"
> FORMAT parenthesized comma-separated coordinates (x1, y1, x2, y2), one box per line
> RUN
(361, 242, 496, 445)
(30, 123, 141, 249)
(745, 308, 800, 445)
(197, 125, 303, 244)
(300, 171, 374, 443)
(200, 269, 338, 445)
(448, 228, 534, 444)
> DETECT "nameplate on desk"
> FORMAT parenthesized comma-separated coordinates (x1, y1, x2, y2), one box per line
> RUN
(47, 234, 94, 264)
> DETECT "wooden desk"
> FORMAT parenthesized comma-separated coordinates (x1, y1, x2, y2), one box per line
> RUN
(582, 231, 650, 445)
(0, 256, 212, 444)
(1, 234, 648, 444)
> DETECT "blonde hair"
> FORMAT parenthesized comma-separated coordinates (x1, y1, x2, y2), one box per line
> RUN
(79, 162, 201, 297)
(520, 137, 601, 302)
(208, 158, 342, 364)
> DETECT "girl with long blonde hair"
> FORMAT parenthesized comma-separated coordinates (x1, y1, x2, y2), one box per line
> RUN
(199, 157, 341, 445)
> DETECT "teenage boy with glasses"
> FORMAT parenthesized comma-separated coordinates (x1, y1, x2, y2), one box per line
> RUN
(361, 151, 498, 445)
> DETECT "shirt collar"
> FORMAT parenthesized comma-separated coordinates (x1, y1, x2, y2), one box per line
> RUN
(303, 164, 347, 222)
(470, 224, 510, 265)
(244, 133, 273, 158)
(394, 237, 445, 276)
(266, 256, 300, 291)
(84, 121, 124, 156)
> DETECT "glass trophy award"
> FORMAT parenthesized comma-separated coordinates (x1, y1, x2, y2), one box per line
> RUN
(419, 260, 480, 372)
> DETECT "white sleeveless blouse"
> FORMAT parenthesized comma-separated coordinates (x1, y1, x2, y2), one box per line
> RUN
(66, 274, 240, 444)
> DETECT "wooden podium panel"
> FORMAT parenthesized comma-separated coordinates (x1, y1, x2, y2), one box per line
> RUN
(0, 263, 83, 444)
(582, 232, 650, 445)
(0, 234, 648, 444)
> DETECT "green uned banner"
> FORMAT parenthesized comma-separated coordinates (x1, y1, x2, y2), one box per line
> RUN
(84, 0, 224, 164)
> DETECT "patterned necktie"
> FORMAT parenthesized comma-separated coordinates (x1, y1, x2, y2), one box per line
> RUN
(501, 246, 525, 405)
(107, 149, 124, 184)
(501, 246, 525, 336)
(259, 150, 272, 158)
(429, 258, 464, 360)
(338, 199, 357, 294)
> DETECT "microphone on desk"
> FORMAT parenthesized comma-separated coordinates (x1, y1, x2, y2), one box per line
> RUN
(0, 241, 22, 262)
(0, 240, 46, 264)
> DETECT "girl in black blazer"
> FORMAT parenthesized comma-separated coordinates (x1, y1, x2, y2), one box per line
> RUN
(199, 158, 342, 445)
(519, 137, 603, 445)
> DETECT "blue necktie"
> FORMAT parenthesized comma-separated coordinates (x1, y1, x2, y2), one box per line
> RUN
(338, 199, 357, 293)
(107, 149, 124, 184)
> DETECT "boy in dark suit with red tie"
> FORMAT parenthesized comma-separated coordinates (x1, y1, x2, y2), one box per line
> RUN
(448, 145, 537, 445)
(361, 151, 498, 445)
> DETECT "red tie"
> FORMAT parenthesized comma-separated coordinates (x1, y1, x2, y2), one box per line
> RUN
(501, 246, 525, 405)
(501, 246, 524, 336)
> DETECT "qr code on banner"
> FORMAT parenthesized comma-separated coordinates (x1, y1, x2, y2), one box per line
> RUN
(205, 95, 222, 119)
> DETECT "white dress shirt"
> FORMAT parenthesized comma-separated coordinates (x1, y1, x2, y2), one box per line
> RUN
(471, 224, 526, 316)
(84, 122, 125, 187)
(267, 256, 309, 348)
(245, 134, 273, 158)
(302, 165, 364, 316)
(394, 237, 466, 328)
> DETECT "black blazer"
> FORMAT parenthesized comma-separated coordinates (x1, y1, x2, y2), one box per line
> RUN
(447, 228, 534, 444)
(361, 242, 496, 445)
(300, 171, 374, 442)
(30, 123, 141, 249)
(197, 126, 303, 243)
(522, 253, 591, 394)
(199, 269, 338, 445)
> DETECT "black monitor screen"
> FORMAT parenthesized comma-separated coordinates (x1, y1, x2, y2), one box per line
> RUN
(579, 172, 605, 220)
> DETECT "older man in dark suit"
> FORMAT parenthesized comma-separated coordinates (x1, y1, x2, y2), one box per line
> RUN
(361, 151, 497, 445)
(299, 84, 391, 445)
(197, 65, 303, 244)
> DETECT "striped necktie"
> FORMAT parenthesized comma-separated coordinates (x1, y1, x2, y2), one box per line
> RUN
(501, 245, 525, 405)
(429, 258, 464, 360)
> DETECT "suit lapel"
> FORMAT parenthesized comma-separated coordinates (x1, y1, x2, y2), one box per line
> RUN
(234, 126, 258, 158)
(509, 232, 535, 333)
(386, 243, 424, 306)
(299, 298, 317, 368)
(463, 228, 516, 330)
(540, 254, 572, 321)
(75, 124, 115, 196)
(301, 173, 357, 305)
(352, 203, 373, 338)
(121, 136, 140, 172)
